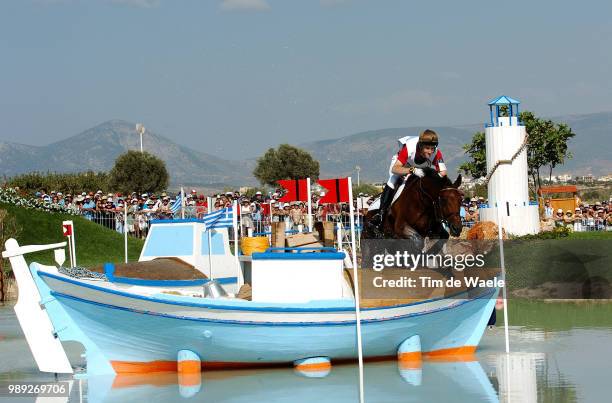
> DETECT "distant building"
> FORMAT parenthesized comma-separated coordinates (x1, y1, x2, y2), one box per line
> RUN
(598, 174, 612, 182)
(552, 174, 572, 183)
(576, 174, 594, 183)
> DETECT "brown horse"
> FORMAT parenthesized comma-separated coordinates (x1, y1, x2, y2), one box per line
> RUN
(363, 168, 463, 245)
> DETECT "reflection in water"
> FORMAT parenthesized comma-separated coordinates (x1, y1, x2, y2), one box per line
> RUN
(87, 360, 498, 403)
(3, 302, 611, 402)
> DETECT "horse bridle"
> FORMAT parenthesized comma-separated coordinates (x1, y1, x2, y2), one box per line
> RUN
(418, 180, 463, 227)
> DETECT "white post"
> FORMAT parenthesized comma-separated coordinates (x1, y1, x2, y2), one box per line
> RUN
(306, 178, 313, 232)
(207, 229, 213, 280)
(348, 176, 364, 403)
(496, 203, 510, 354)
(69, 222, 77, 267)
(232, 201, 242, 287)
(180, 187, 186, 219)
(124, 204, 128, 263)
(67, 235, 74, 268)
(136, 123, 145, 153)
(207, 197, 212, 214)
(337, 224, 342, 251)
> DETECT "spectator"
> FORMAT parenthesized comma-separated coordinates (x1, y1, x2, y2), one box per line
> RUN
(543, 200, 553, 219)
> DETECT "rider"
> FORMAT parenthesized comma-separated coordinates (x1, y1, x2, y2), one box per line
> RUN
(372, 129, 447, 231)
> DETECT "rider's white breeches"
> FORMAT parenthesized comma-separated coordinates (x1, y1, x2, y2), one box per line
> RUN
(386, 155, 402, 189)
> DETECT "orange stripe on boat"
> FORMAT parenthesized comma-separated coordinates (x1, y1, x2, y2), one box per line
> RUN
(177, 360, 201, 374)
(397, 352, 422, 369)
(423, 346, 477, 362)
(111, 360, 178, 374)
(294, 362, 332, 372)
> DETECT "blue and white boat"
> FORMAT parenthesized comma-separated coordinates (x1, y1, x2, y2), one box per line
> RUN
(3, 217, 498, 377)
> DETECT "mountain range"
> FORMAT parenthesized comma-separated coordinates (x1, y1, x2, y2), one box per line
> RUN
(1, 112, 610, 187)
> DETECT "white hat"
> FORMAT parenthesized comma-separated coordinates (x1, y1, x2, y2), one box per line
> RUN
(557, 208, 563, 213)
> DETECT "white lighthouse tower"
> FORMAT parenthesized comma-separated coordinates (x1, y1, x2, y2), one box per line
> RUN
(478, 95, 540, 235)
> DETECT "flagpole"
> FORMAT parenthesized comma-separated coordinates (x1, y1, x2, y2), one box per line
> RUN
(180, 187, 185, 219)
(348, 176, 364, 403)
(306, 178, 312, 232)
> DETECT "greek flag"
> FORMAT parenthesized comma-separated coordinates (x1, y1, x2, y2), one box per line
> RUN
(170, 193, 182, 214)
(202, 207, 233, 230)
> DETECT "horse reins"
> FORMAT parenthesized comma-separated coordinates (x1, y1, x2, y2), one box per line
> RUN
(418, 180, 463, 229)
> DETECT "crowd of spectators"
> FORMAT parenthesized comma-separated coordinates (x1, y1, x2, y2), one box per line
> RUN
(543, 199, 612, 231)
(26, 188, 372, 238)
(11, 187, 611, 237)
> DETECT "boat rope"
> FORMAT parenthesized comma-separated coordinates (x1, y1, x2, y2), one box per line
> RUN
(483, 132, 529, 186)
(58, 266, 108, 280)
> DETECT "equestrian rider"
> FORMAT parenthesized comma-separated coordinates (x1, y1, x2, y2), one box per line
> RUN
(372, 129, 447, 231)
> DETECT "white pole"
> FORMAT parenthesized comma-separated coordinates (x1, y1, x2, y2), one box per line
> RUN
(207, 197, 212, 214)
(337, 224, 342, 251)
(207, 229, 213, 280)
(67, 235, 74, 268)
(496, 203, 510, 354)
(136, 123, 145, 153)
(306, 178, 313, 232)
(232, 201, 241, 286)
(348, 176, 364, 403)
(124, 205, 128, 263)
(180, 187, 185, 219)
(71, 225, 77, 267)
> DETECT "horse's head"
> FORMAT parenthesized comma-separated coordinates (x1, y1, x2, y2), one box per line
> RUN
(439, 175, 464, 237)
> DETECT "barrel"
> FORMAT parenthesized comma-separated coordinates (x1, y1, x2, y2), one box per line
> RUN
(240, 236, 270, 256)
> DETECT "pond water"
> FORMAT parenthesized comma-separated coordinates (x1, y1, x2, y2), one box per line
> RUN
(1, 300, 611, 402)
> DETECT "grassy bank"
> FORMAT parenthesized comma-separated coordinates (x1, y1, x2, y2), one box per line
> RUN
(1, 203, 144, 268)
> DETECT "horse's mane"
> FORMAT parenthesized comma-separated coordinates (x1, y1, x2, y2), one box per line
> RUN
(421, 167, 454, 187)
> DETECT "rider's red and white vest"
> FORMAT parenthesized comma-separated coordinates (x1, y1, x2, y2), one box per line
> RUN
(396, 136, 446, 172)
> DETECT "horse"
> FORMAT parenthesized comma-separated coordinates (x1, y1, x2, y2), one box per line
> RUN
(362, 168, 464, 249)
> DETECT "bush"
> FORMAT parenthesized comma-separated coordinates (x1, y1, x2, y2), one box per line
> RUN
(5, 171, 110, 195)
(108, 151, 169, 195)
(253, 144, 319, 186)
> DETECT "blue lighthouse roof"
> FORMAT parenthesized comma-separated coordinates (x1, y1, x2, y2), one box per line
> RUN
(488, 95, 520, 106)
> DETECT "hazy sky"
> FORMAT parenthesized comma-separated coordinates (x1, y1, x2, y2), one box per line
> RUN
(2, 0, 611, 159)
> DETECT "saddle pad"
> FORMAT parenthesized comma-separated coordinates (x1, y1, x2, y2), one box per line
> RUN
(367, 183, 405, 212)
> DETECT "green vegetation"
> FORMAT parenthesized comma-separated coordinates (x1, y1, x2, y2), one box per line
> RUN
(0, 203, 144, 269)
(5, 171, 110, 195)
(353, 183, 381, 196)
(253, 144, 320, 186)
(459, 131, 486, 179)
(459, 111, 576, 195)
(109, 150, 169, 195)
(498, 299, 612, 330)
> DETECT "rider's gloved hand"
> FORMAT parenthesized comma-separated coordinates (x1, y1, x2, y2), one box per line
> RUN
(413, 168, 425, 178)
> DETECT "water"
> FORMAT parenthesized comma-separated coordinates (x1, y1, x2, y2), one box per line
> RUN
(1, 301, 611, 402)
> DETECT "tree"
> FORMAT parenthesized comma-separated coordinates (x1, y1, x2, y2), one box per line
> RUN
(353, 183, 381, 196)
(521, 111, 575, 191)
(459, 131, 487, 179)
(459, 112, 575, 194)
(108, 151, 169, 194)
(253, 144, 320, 186)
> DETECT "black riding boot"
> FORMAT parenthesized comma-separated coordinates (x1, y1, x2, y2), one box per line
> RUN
(374, 185, 395, 232)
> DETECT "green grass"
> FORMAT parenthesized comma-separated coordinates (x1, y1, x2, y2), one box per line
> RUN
(1, 203, 144, 268)
(567, 231, 612, 240)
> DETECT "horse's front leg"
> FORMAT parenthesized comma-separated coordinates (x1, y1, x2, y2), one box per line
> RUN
(396, 223, 425, 253)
